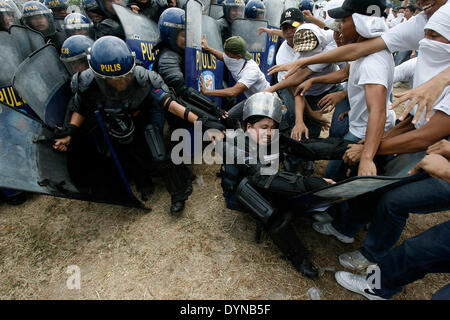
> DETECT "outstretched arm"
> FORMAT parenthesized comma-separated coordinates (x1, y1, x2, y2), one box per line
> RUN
(202, 35, 224, 61)
(268, 37, 387, 80)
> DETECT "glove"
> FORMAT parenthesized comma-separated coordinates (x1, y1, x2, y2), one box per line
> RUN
(54, 124, 79, 138)
(198, 116, 226, 131)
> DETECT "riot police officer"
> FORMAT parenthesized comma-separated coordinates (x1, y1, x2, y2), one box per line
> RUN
(60, 34, 94, 75)
(0, 0, 19, 31)
(55, 36, 224, 214)
(244, 0, 265, 19)
(128, 0, 169, 23)
(154, 7, 227, 128)
(62, 12, 94, 38)
(21, 1, 67, 49)
(218, 92, 334, 279)
(44, 0, 69, 30)
(217, 0, 244, 42)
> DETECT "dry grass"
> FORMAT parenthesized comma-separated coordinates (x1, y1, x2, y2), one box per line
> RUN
(0, 87, 449, 300)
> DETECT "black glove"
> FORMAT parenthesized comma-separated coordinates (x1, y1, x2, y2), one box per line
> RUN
(197, 116, 226, 131)
(54, 124, 79, 139)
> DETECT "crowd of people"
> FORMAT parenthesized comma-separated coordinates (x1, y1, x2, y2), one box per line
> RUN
(0, 0, 449, 299)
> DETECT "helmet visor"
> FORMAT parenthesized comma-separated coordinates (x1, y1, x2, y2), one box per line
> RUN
(23, 12, 56, 37)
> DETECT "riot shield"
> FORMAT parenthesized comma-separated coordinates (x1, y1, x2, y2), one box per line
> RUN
(0, 103, 145, 208)
(199, 0, 210, 14)
(12, 44, 71, 128)
(185, 0, 203, 91)
(263, 0, 284, 83)
(231, 18, 268, 72)
(112, 3, 160, 70)
(284, 0, 298, 10)
(209, 3, 223, 19)
(0, 32, 37, 116)
(287, 152, 426, 212)
(201, 15, 224, 106)
(8, 25, 46, 61)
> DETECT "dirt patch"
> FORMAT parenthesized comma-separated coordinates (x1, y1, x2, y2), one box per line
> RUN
(0, 88, 448, 300)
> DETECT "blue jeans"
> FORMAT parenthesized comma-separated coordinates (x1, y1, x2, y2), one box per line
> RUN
(370, 220, 450, 299)
(325, 131, 360, 180)
(329, 98, 350, 139)
(394, 50, 412, 66)
(332, 174, 450, 262)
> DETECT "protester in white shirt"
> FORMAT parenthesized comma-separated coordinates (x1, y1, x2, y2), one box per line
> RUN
(269, 0, 450, 124)
(344, 5, 450, 161)
(200, 35, 269, 99)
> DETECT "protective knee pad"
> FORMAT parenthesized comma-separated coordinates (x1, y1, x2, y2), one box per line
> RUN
(236, 177, 275, 224)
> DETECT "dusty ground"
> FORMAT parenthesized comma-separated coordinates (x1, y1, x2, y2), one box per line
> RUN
(1, 87, 449, 300)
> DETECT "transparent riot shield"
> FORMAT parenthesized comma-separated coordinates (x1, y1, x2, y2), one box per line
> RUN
(185, 0, 203, 91)
(201, 15, 224, 106)
(286, 152, 426, 212)
(0, 32, 37, 116)
(0, 103, 145, 208)
(231, 18, 268, 70)
(263, 0, 284, 83)
(199, 0, 210, 14)
(8, 25, 46, 61)
(12, 44, 71, 128)
(284, 0, 298, 10)
(113, 3, 160, 70)
(209, 3, 223, 19)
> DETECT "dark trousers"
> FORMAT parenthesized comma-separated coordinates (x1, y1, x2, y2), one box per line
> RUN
(371, 220, 450, 299)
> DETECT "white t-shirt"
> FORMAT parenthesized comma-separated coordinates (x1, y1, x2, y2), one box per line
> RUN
(223, 53, 270, 98)
(347, 50, 396, 139)
(381, 12, 428, 52)
(275, 40, 300, 83)
(394, 57, 417, 83)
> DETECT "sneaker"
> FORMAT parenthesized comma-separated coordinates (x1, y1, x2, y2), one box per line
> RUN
(338, 250, 376, 271)
(335, 271, 386, 300)
(312, 212, 334, 223)
(312, 222, 354, 244)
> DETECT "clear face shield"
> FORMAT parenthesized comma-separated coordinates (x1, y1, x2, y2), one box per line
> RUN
(225, 3, 244, 21)
(61, 54, 90, 76)
(0, 1, 20, 31)
(91, 62, 137, 102)
(23, 11, 56, 37)
(63, 21, 94, 38)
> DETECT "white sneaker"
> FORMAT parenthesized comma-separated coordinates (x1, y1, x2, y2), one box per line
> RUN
(335, 271, 386, 300)
(312, 222, 354, 244)
(339, 250, 376, 271)
(312, 212, 334, 223)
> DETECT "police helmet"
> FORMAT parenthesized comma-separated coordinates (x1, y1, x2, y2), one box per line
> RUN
(243, 92, 283, 124)
(63, 12, 93, 37)
(244, 0, 265, 19)
(45, 0, 69, 19)
(158, 7, 185, 51)
(87, 35, 135, 79)
(60, 35, 94, 75)
(297, 0, 314, 12)
(0, 1, 19, 31)
(22, 1, 57, 36)
(223, 0, 245, 22)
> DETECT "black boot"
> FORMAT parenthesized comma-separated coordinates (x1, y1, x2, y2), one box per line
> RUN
(170, 200, 185, 215)
(297, 257, 319, 280)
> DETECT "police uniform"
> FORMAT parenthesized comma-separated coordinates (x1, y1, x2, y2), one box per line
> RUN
(218, 92, 335, 279)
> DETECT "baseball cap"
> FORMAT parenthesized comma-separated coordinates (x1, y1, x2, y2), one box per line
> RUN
(328, 0, 387, 19)
(224, 36, 252, 60)
(280, 8, 304, 28)
(324, 21, 340, 32)
(293, 28, 318, 52)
